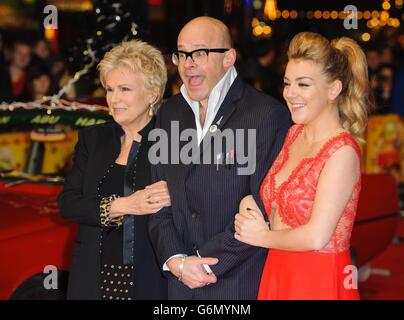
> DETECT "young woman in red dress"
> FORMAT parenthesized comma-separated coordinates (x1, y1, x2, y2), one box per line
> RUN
(234, 32, 372, 300)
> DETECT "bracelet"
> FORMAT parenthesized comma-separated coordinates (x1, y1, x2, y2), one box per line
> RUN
(100, 194, 123, 227)
(178, 256, 186, 281)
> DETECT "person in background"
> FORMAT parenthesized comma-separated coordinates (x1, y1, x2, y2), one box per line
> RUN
(0, 32, 12, 103)
(240, 39, 282, 101)
(374, 64, 394, 114)
(30, 38, 52, 71)
(7, 40, 32, 101)
(365, 46, 381, 93)
(20, 65, 52, 101)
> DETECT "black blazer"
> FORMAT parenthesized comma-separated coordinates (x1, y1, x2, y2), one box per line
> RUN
(149, 77, 291, 299)
(58, 119, 167, 300)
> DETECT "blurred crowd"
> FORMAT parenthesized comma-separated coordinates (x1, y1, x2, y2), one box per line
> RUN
(1, 31, 404, 117)
(233, 37, 404, 116)
(0, 34, 71, 103)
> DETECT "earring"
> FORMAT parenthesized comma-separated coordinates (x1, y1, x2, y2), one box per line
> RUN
(148, 102, 155, 117)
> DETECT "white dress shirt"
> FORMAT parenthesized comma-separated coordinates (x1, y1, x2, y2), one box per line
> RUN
(180, 66, 238, 144)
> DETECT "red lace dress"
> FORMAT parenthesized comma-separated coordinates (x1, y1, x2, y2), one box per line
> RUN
(258, 124, 361, 300)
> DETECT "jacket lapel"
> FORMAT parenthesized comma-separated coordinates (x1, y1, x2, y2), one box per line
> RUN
(98, 122, 122, 169)
(199, 76, 245, 155)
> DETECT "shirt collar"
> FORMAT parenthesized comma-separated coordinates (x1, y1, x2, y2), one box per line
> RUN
(180, 66, 238, 116)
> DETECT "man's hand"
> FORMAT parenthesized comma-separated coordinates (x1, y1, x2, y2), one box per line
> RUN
(167, 256, 218, 289)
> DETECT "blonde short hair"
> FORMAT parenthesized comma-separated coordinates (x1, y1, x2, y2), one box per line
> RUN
(98, 39, 167, 108)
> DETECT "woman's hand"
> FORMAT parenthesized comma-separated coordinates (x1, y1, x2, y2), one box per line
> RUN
(234, 208, 270, 248)
(110, 180, 171, 216)
(144, 180, 171, 207)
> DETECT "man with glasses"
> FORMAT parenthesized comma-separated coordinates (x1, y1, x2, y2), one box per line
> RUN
(149, 16, 290, 299)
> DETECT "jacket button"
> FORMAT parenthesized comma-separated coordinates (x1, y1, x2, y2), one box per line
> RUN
(191, 212, 199, 219)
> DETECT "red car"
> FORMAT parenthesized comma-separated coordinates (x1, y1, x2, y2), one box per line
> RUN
(0, 106, 109, 299)
(0, 107, 400, 299)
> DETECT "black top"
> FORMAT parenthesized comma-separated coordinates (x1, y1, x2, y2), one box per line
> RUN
(99, 163, 125, 263)
(99, 163, 133, 300)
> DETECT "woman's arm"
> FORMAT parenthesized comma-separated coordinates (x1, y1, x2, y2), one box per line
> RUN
(58, 127, 171, 227)
(235, 145, 360, 251)
(58, 128, 102, 227)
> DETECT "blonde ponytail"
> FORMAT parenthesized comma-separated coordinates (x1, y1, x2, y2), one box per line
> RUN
(331, 37, 372, 138)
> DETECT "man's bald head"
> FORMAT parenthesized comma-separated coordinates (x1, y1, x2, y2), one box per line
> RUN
(175, 16, 237, 107)
(179, 16, 233, 48)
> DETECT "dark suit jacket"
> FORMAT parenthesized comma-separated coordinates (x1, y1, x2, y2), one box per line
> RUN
(58, 119, 167, 300)
(149, 76, 291, 299)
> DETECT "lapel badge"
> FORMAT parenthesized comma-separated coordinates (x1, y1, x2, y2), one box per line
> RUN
(209, 124, 218, 133)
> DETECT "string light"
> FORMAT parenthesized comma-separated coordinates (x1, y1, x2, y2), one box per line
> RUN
(382, 1, 391, 10)
(370, 18, 379, 27)
(322, 11, 330, 19)
(338, 11, 347, 19)
(380, 10, 390, 21)
(256, 8, 399, 21)
(249, 3, 401, 30)
(263, 25, 272, 35)
(0, 99, 108, 113)
(361, 33, 371, 42)
(251, 17, 259, 27)
(253, 25, 263, 36)
(363, 11, 372, 19)
(290, 10, 298, 19)
(393, 18, 401, 27)
(251, 18, 272, 38)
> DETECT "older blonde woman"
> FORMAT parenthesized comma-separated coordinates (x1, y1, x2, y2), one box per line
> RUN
(58, 40, 170, 300)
